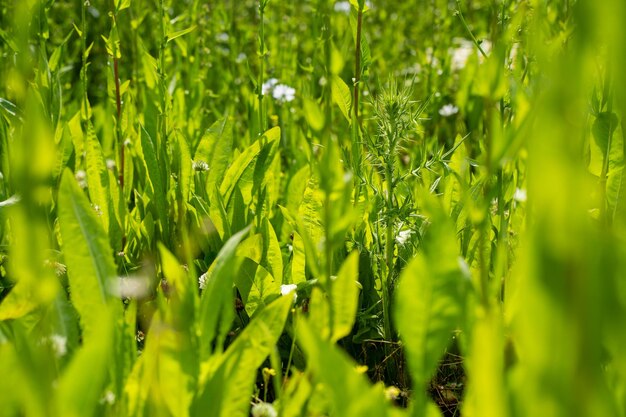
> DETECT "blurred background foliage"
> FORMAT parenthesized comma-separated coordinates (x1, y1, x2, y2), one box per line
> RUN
(0, 0, 625, 416)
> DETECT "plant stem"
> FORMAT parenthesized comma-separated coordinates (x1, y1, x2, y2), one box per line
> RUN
(81, 0, 89, 122)
(257, 0, 267, 135)
(382, 162, 394, 341)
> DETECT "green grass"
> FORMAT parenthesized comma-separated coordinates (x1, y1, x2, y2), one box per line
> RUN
(1, 0, 626, 416)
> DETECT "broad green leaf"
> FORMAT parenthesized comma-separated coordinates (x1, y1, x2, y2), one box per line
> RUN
(290, 232, 307, 284)
(58, 170, 121, 341)
(198, 226, 250, 362)
(592, 112, 619, 156)
(195, 295, 292, 417)
(176, 133, 193, 205)
(607, 167, 626, 226)
(84, 123, 110, 231)
(235, 233, 263, 264)
(331, 75, 352, 123)
(330, 251, 360, 342)
(462, 311, 507, 417)
(140, 125, 169, 239)
(195, 117, 233, 200)
(124, 311, 196, 417)
(56, 309, 114, 417)
(394, 199, 467, 413)
(219, 127, 280, 204)
(297, 318, 392, 417)
(261, 218, 283, 283)
(245, 265, 281, 317)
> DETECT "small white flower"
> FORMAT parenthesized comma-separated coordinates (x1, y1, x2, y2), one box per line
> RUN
(216, 32, 229, 42)
(100, 390, 116, 405)
(262, 78, 279, 95)
(438, 104, 459, 117)
(449, 38, 475, 71)
(272, 84, 296, 103)
(75, 170, 87, 189)
(280, 284, 297, 296)
(280, 284, 298, 302)
(198, 272, 209, 290)
(193, 160, 209, 172)
(513, 188, 527, 202)
(106, 159, 116, 170)
(396, 229, 412, 245)
(251, 402, 277, 417)
(236, 52, 247, 63)
(49, 334, 67, 357)
(334, 1, 352, 13)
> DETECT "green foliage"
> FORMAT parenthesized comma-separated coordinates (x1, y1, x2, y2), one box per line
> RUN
(1, 1, 626, 417)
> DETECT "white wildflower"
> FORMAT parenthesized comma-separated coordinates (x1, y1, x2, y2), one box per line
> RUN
(193, 160, 209, 172)
(251, 402, 277, 417)
(272, 84, 296, 103)
(100, 390, 116, 405)
(216, 32, 229, 42)
(449, 38, 474, 71)
(75, 170, 87, 189)
(198, 272, 208, 290)
(49, 334, 67, 357)
(396, 229, 412, 245)
(439, 104, 459, 117)
(106, 159, 116, 170)
(280, 284, 298, 302)
(262, 78, 279, 95)
(513, 188, 527, 203)
(236, 52, 247, 63)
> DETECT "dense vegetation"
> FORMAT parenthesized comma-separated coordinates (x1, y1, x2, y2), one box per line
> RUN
(1, 0, 625, 416)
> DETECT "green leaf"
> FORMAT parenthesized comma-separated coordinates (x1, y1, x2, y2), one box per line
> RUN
(56, 309, 115, 417)
(607, 167, 626, 226)
(592, 112, 619, 156)
(195, 117, 233, 200)
(261, 218, 283, 283)
(331, 75, 352, 123)
(296, 318, 392, 417)
(58, 169, 121, 341)
(394, 199, 467, 412)
(195, 295, 292, 417)
(198, 226, 250, 362)
(303, 97, 325, 132)
(175, 133, 193, 204)
(245, 265, 280, 317)
(330, 251, 360, 342)
(140, 125, 169, 239)
(219, 127, 280, 204)
(290, 232, 307, 284)
(0, 97, 21, 120)
(84, 122, 111, 236)
(167, 26, 197, 43)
